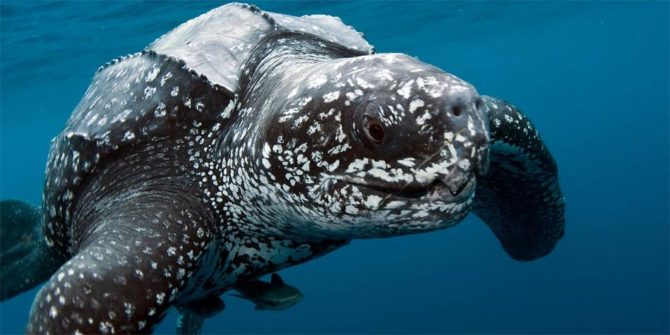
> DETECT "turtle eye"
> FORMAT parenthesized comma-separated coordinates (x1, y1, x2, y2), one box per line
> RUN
(364, 116, 385, 145)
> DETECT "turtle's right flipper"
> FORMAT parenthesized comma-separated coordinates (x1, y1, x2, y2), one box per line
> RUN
(473, 97, 565, 261)
(0, 200, 63, 301)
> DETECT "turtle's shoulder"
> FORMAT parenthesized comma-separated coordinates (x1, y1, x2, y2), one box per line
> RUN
(41, 51, 238, 254)
(47, 49, 238, 204)
(64, 50, 236, 151)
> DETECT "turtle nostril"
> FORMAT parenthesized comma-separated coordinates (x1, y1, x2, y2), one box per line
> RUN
(451, 105, 463, 116)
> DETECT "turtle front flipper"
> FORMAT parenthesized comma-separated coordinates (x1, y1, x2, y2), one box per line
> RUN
(26, 184, 215, 333)
(473, 96, 565, 261)
(0, 200, 64, 301)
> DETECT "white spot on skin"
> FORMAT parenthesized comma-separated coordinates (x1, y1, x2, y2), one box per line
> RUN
(112, 109, 132, 123)
(375, 69, 394, 81)
(397, 80, 414, 99)
(124, 302, 135, 317)
(143, 86, 156, 99)
(397, 158, 416, 167)
(154, 102, 167, 117)
(408, 99, 424, 113)
(156, 292, 166, 305)
(386, 200, 407, 209)
(327, 160, 340, 172)
(99, 321, 114, 334)
(356, 77, 373, 89)
(262, 143, 272, 159)
(145, 67, 160, 82)
(123, 131, 135, 141)
(346, 158, 369, 173)
(196, 101, 205, 112)
(177, 268, 186, 280)
(458, 159, 471, 170)
(160, 71, 173, 86)
(345, 205, 359, 215)
(413, 211, 430, 218)
(364, 195, 383, 209)
(504, 114, 514, 123)
(287, 87, 299, 99)
(221, 100, 235, 119)
(97, 115, 108, 126)
(86, 113, 99, 127)
(323, 91, 340, 103)
(416, 110, 432, 126)
(308, 75, 327, 88)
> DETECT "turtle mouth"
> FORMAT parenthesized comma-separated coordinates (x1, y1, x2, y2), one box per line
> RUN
(350, 178, 475, 201)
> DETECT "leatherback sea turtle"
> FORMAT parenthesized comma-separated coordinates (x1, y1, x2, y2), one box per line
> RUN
(0, 3, 565, 334)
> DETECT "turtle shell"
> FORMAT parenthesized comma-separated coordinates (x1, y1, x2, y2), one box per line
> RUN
(148, 3, 373, 91)
(42, 2, 373, 255)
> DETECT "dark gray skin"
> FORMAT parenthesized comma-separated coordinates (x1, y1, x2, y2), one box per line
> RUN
(0, 3, 564, 334)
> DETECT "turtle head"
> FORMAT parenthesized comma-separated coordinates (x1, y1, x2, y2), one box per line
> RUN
(242, 37, 489, 239)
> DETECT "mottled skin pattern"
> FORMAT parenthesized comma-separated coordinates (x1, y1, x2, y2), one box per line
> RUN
(474, 96, 565, 260)
(220, 33, 488, 242)
(0, 3, 564, 334)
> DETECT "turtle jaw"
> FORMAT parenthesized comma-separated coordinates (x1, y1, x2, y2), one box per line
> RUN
(348, 176, 476, 204)
(272, 173, 478, 240)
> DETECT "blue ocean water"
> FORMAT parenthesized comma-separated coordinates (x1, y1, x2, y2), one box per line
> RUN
(0, 0, 668, 333)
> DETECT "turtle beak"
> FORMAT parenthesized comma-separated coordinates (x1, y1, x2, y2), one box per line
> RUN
(435, 140, 487, 198)
(441, 172, 474, 197)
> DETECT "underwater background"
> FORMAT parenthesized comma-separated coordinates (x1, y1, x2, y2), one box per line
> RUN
(0, 1, 668, 333)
